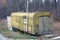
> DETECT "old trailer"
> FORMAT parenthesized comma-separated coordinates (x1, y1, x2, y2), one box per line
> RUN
(8, 12, 53, 35)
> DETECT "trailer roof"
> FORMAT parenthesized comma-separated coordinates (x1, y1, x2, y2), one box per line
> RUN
(11, 12, 50, 17)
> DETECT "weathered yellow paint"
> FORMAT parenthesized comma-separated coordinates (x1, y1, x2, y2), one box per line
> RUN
(11, 12, 52, 34)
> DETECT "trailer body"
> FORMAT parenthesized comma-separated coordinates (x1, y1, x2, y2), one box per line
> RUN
(11, 12, 53, 34)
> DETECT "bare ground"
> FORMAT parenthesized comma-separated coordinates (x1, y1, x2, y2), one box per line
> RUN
(53, 21, 60, 35)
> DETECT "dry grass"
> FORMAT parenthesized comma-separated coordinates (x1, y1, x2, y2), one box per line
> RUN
(0, 19, 37, 39)
(53, 21, 60, 34)
(0, 19, 60, 39)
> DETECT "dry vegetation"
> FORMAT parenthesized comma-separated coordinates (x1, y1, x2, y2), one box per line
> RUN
(0, 19, 60, 39)
(0, 19, 37, 39)
(53, 21, 60, 34)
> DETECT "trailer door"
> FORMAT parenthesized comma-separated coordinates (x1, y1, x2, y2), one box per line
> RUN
(39, 17, 52, 34)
